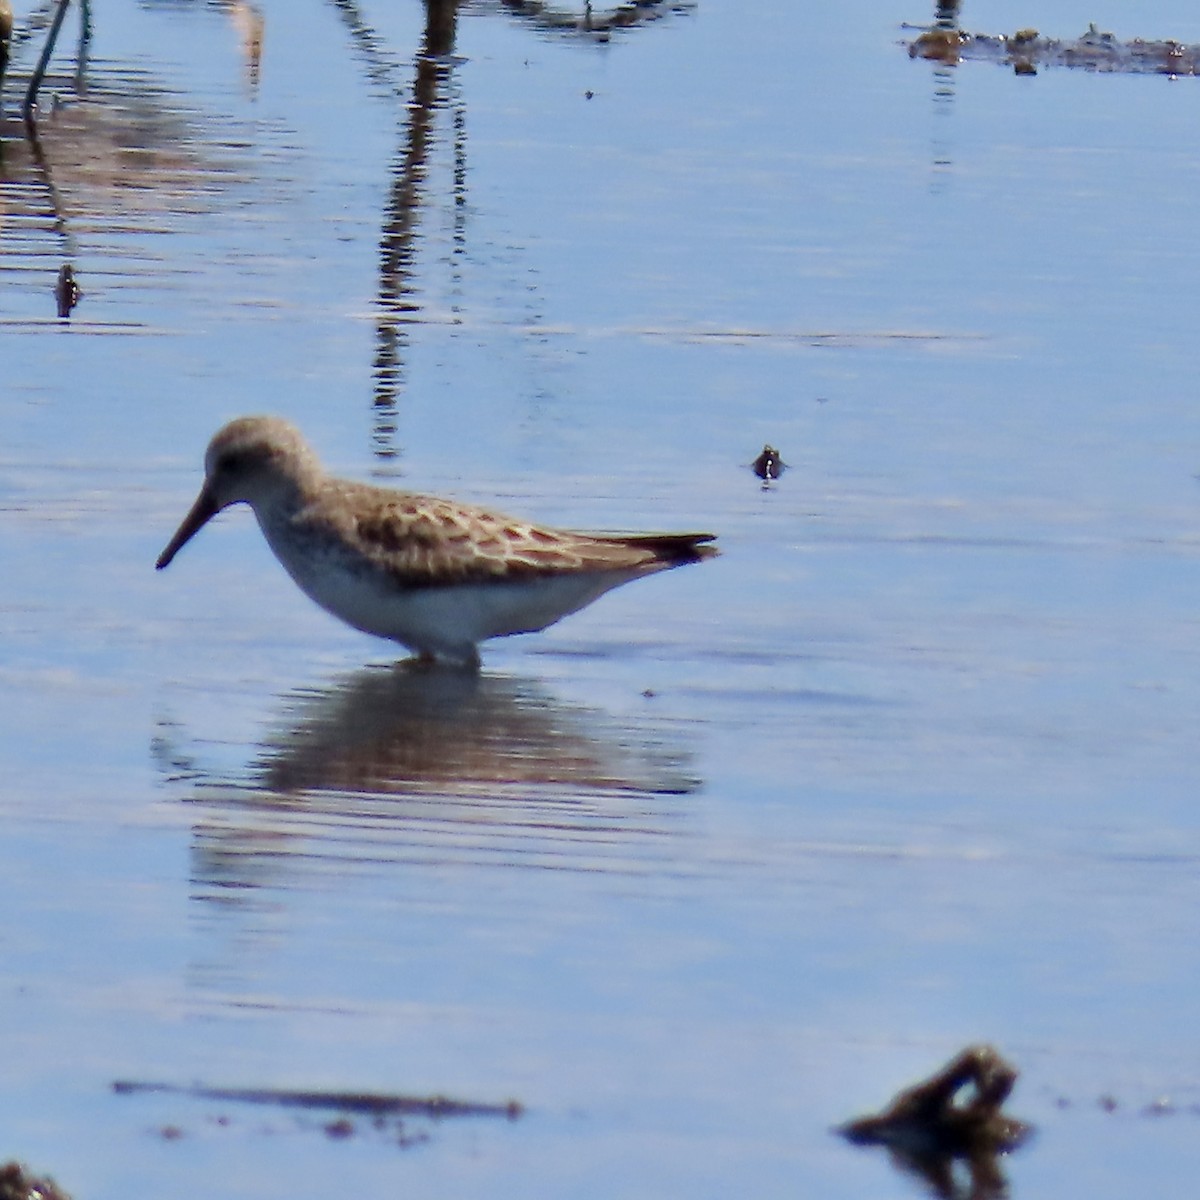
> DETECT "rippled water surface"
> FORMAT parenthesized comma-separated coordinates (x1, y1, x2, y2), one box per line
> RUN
(3, 1, 1200, 1196)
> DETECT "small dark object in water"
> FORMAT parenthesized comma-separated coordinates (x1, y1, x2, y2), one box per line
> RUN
(55, 264, 81, 319)
(839, 1045, 1031, 1199)
(908, 23, 1200, 76)
(909, 27, 965, 63)
(0, 1161, 72, 1200)
(751, 445, 786, 481)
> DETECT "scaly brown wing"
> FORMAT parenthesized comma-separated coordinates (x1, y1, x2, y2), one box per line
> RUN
(314, 482, 716, 587)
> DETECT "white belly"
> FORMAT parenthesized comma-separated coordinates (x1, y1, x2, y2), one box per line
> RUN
(264, 520, 635, 660)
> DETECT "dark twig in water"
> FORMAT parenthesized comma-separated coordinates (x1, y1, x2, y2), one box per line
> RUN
(839, 1045, 1031, 1200)
(112, 1079, 523, 1120)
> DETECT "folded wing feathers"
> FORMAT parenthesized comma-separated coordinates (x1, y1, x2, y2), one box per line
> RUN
(347, 493, 716, 585)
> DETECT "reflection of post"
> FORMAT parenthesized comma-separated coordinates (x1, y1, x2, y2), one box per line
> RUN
(934, 1, 960, 29)
(23, 111, 74, 253)
(326, 0, 406, 103)
(925, 0, 959, 183)
(74, 0, 91, 96)
(373, 0, 461, 460)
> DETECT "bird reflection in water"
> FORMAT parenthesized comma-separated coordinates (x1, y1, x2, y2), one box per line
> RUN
(158, 665, 702, 901)
(0, 0, 92, 125)
(257, 665, 698, 797)
(0, 2, 263, 290)
(4, 0, 261, 127)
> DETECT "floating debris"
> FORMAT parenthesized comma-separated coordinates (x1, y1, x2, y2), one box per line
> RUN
(907, 23, 1200, 76)
(0, 1161, 72, 1200)
(323, 1117, 355, 1140)
(751, 444, 786, 482)
(839, 1045, 1031, 1198)
(54, 264, 81, 319)
(113, 1079, 521, 1151)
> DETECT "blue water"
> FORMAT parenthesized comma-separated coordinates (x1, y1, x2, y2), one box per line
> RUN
(2, 1, 1200, 1196)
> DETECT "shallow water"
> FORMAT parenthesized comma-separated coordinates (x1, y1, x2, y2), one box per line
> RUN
(3, 1, 1200, 1196)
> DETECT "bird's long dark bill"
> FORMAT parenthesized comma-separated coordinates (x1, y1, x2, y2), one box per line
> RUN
(156, 487, 219, 570)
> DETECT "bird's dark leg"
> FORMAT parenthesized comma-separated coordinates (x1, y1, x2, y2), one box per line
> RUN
(23, 0, 72, 125)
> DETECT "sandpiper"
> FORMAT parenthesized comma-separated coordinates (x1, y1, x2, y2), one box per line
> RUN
(156, 416, 718, 667)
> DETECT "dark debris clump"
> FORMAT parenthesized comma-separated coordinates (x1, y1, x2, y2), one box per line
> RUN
(0, 1162, 72, 1200)
(839, 1045, 1031, 1199)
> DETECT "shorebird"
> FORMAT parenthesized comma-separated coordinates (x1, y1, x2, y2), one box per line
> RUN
(156, 416, 718, 667)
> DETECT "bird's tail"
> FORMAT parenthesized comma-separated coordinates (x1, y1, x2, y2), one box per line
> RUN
(605, 532, 719, 564)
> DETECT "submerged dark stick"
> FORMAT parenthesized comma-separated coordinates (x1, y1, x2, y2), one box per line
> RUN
(113, 1079, 523, 1120)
